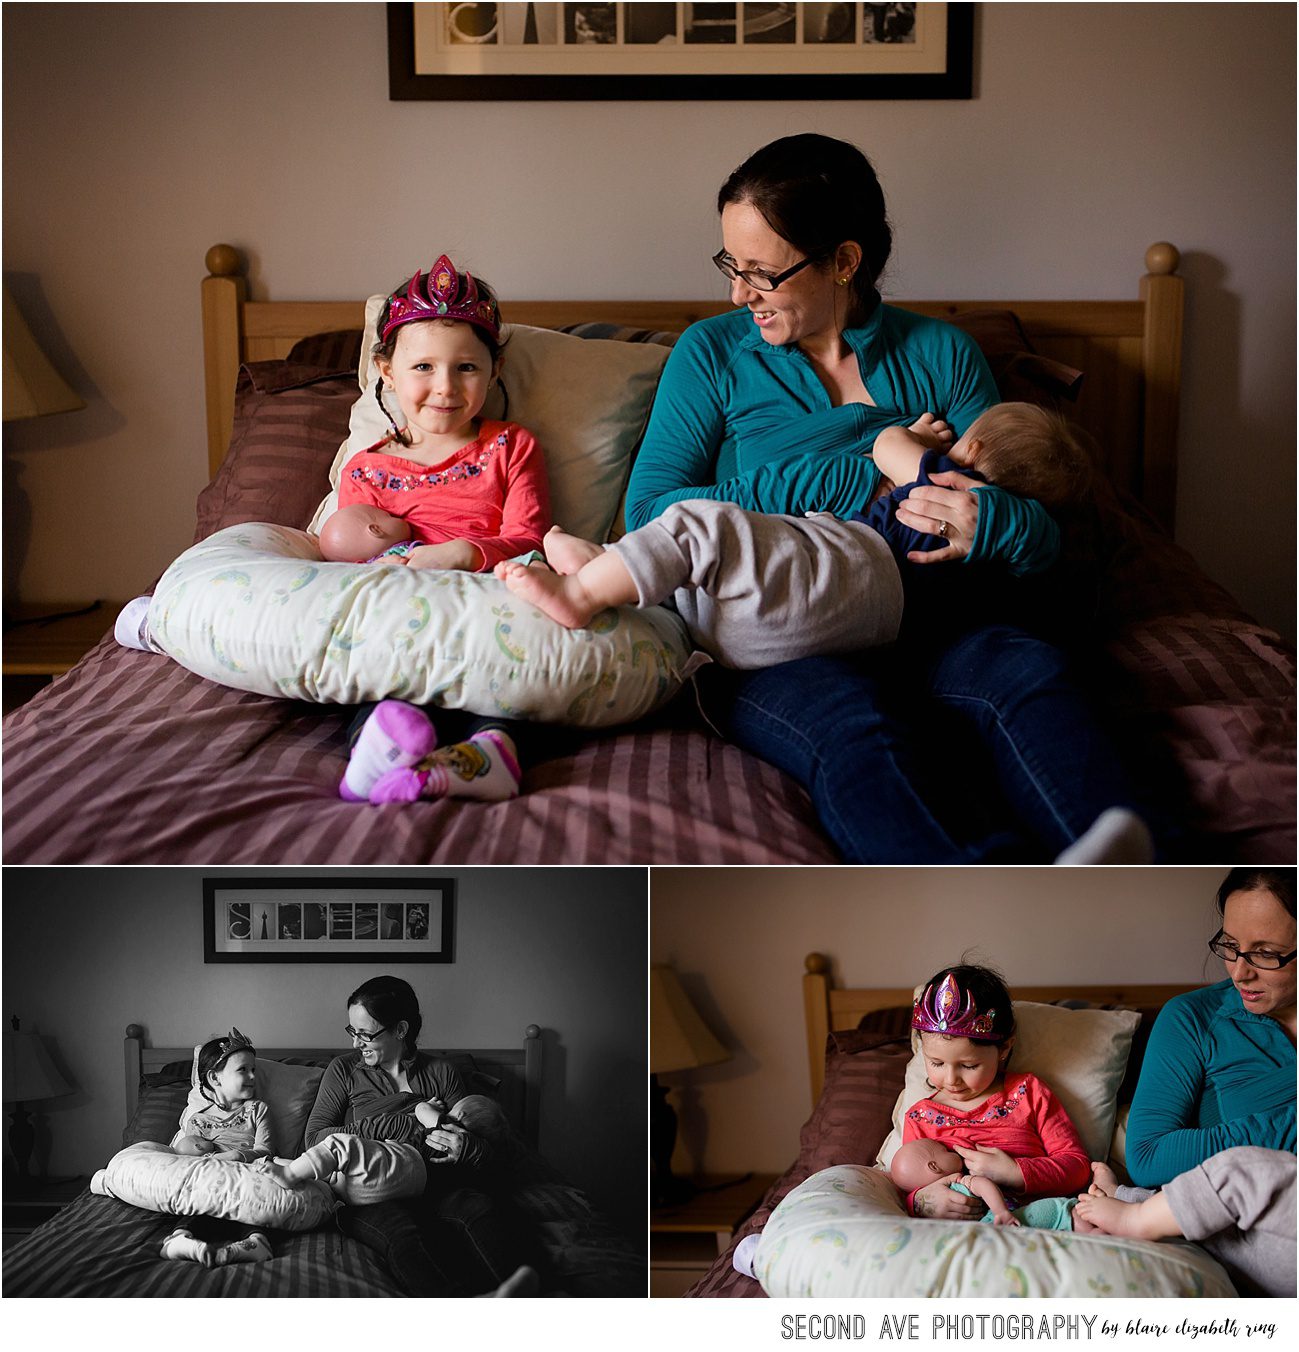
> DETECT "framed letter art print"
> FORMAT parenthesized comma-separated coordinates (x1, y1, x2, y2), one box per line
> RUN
(203, 877, 455, 963)
(388, 3, 973, 101)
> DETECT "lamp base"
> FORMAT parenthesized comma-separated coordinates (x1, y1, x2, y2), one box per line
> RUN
(650, 1074, 694, 1208)
(8, 1101, 35, 1179)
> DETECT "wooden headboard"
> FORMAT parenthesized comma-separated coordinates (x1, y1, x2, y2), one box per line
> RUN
(800, 953, 1200, 1107)
(123, 1021, 544, 1147)
(199, 241, 1185, 530)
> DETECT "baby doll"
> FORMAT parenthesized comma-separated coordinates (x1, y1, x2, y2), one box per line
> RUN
(316, 502, 415, 564)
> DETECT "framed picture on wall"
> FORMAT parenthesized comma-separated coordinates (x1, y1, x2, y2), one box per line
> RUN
(388, 2, 973, 101)
(203, 878, 455, 963)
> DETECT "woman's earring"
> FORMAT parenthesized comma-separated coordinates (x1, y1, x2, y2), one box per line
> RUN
(837, 276, 851, 287)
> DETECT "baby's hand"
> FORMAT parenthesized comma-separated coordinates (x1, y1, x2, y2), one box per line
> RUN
(907, 412, 954, 449)
(993, 1212, 1022, 1228)
(414, 1097, 447, 1129)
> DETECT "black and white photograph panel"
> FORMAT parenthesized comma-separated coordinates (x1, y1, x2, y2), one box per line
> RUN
(3, 866, 648, 1298)
(650, 866, 1296, 1300)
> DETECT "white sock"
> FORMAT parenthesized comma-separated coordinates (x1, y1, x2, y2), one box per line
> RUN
(340, 700, 437, 802)
(732, 1233, 760, 1278)
(213, 1231, 272, 1265)
(160, 1227, 211, 1265)
(1054, 808, 1155, 865)
(114, 596, 162, 653)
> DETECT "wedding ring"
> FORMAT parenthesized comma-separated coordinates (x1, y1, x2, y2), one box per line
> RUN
(938, 520, 950, 539)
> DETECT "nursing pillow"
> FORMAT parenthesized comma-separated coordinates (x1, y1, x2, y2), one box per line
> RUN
(148, 523, 691, 724)
(91, 1142, 335, 1231)
(751, 1164, 1236, 1298)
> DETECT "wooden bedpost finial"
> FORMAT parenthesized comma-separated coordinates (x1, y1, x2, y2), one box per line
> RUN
(524, 1024, 540, 1040)
(205, 244, 242, 278)
(1145, 242, 1180, 276)
(125, 1023, 144, 1039)
(805, 952, 830, 975)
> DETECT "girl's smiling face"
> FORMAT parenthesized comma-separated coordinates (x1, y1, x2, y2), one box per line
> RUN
(1219, 887, 1297, 1023)
(206, 1050, 256, 1106)
(920, 1033, 1010, 1104)
(378, 320, 498, 451)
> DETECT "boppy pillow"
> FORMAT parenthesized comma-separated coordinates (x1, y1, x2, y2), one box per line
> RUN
(307, 298, 669, 547)
(91, 1142, 335, 1232)
(147, 522, 692, 725)
(750, 1164, 1236, 1298)
(876, 1000, 1141, 1168)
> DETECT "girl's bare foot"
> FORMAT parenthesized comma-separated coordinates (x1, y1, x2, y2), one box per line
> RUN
(498, 561, 601, 629)
(1088, 1160, 1120, 1197)
(542, 525, 604, 576)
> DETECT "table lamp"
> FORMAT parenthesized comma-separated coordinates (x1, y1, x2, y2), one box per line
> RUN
(3, 286, 85, 423)
(4, 1016, 74, 1181)
(650, 964, 729, 1206)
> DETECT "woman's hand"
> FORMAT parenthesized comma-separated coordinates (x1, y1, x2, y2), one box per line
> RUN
(913, 1179, 986, 1220)
(953, 1144, 1024, 1188)
(895, 471, 983, 564)
(405, 540, 481, 572)
(424, 1123, 468, 1164)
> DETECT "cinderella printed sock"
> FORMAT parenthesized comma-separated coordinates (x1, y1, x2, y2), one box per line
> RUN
(369, 729, 522, 804)
(339, 700, 437, 802)
(160, 1227, 212, 1266)
(212, 1231, 273, 1266)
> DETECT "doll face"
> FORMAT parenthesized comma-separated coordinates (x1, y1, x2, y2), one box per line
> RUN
(207, 1050, 256, 1106)
(920, 1032, 1009, 1103)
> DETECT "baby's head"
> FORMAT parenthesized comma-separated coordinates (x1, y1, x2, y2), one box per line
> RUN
(912, 965, 1016, 1102)
(196, 1028, 257, 1106)
(319, 503, 412, 562)
(949, 402, 1093, 511)
(889, 1138, 965, 1193)
(371, 256, 506, 446)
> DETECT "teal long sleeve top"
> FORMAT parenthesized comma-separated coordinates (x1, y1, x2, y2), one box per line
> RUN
(624, 298, 1060, 575)
(1124, 980, 1297, 1188)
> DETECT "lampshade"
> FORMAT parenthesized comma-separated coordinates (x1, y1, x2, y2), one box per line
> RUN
(650, 964, 729, 1074)
(3, 1028, 73, 1103)
(3, 286, 85, 421)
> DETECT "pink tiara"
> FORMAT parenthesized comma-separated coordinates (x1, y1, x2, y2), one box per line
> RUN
(380, 255, 501, 345)
(911, 973, 998, 1041)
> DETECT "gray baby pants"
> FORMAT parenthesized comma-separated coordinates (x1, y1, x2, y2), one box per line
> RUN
(1118, 1146, 1296, 1297)
(608, 501, 904, 669)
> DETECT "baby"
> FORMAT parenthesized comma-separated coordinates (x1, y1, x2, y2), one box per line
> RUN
(316, 502, 417, 564)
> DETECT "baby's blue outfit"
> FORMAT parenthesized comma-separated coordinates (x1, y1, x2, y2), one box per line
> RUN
(952, 1180, 1076, 1231)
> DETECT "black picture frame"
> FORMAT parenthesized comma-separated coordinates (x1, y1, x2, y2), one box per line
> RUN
(388, 3, 973, 102)
(203, 877, 455, 964)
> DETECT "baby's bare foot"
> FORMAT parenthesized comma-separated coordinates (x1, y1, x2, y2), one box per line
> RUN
(260, 1158, 304, 1190)
(1089, 1160, 1120, 1197)
(501, 562, 600, 629)
(1072, 1194, 1158, 1239)
(542, 525, 605, 576)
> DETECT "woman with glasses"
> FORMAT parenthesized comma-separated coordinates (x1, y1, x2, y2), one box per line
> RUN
(623, 132, 1151, 864)
(1073, 868, 1296, 1295)
(302, 975, 537, 1296)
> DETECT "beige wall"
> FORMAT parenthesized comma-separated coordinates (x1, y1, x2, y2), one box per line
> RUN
(1, 866, 647, 1235)
(2, 2, 1294, 642)
(651, 866, 1228, 1175)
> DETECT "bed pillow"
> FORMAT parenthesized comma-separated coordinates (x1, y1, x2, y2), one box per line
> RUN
(91, 1142, 335, 1231)
(875, 1000, 1141, 1167)
(194, 364, 357, 542)
(946, 309, 1085, 408)
(751, 1163, 1235, 1298)
(147, 521, 692, 725)
(309, 300, 669, 546)
(795, 1032, 913, 1177)
(122, 1078, 191, 1149)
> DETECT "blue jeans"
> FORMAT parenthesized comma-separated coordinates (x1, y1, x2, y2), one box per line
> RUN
(697, 625, 1142, 862)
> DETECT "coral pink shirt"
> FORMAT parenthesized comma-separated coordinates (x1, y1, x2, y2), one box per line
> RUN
(340, 420, 550, 572)
(902, 1072, 1090, 1200)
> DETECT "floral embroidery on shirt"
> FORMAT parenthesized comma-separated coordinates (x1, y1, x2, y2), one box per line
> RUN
(906, 1077, 1030, 1129)
(352, 431, 506, 493)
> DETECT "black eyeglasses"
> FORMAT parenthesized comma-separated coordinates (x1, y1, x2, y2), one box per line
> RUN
(345, 1025, 390, 1045)
(1208, 930, 1297, 970)
(711, 248, 829, 293)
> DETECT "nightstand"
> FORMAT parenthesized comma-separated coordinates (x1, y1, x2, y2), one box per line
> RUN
(650, 1172, 777, 1297)
(3, 601, 121, 712)
(2, 1176, 88, 1249)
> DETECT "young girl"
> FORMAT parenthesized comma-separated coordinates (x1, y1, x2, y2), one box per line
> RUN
(901, 965, 1091, 1218)
(332, 255, 552, 806)
(160, 1028, 274, 1267)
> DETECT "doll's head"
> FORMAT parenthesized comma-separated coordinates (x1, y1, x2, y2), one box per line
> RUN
(888, 1138, 965, 1193)
(319, 504, 412, 562)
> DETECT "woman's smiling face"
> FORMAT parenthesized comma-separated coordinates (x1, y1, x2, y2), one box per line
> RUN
(347, 1001, 406, 1069)
(719, 201, 842, 351)
(1219, 888, 1297, 1023)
